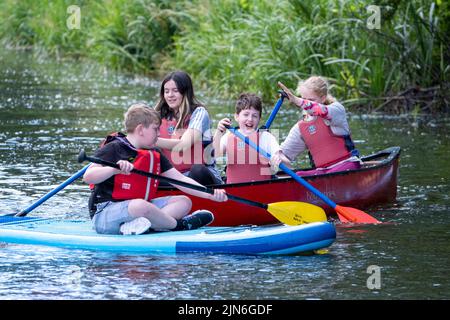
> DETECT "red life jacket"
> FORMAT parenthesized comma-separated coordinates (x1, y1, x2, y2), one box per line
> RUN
(298, 117, 351, 168)
(90, 133, 161, 202)
(226, 131, 272, 183)
(88, 131, 125, 191)
(159, 117, 205, 173)
(111, 149, 161, 201)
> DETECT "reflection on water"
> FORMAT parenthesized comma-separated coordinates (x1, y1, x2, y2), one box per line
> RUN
(0, 50, 449, 299)
(0, 244, 338, 300)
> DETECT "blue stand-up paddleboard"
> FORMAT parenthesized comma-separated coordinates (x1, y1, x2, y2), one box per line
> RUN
(0, 216, 336, 255)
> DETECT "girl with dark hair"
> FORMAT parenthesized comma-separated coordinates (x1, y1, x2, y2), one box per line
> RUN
(154, 71, 222, 185)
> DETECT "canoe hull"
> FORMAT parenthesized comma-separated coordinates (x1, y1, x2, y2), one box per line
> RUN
(156, 147, 400, 226)
(0, 217, 336, 255)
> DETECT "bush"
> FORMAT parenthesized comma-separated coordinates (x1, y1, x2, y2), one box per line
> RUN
(0, 0, 448, 113)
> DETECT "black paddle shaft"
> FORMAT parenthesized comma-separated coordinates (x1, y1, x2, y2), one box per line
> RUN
(77, 150, 267, 210)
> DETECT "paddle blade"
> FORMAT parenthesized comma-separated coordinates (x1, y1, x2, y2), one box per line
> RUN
(267, 201, 327, 225)
(335, 205, 381, 224)
(0, 216, 37, 224)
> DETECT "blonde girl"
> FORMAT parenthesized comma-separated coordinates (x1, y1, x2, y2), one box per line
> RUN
(274, 76, 360, 175)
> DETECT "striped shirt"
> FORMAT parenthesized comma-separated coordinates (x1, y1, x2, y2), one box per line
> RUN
(188, 106, 213, 142)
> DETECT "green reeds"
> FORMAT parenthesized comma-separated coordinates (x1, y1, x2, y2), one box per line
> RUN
(0, 0, 448, 113)
(169, 0, 448, 112)
(0, 0, 183, 71)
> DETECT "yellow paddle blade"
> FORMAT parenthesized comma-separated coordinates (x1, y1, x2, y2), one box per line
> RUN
(267, 201, 327, 225)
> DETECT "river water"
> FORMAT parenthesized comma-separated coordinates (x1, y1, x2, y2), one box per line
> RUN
(0, 50, 449, 300)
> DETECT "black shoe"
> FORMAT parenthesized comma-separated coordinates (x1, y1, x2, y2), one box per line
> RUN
(181, 210, 214, 230)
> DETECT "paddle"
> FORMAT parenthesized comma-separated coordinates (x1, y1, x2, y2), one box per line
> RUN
(259, 90, 288, 130)
(5, 92, 288, 219)
(3, 165, 91, 217)
(227, 127, 381, 224)
(78, 150, 327, 225)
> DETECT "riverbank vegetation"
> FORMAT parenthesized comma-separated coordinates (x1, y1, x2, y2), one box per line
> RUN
(0, 0, 448, 113)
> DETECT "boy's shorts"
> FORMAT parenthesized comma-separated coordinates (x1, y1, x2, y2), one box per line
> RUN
(92, 196, 172, 235)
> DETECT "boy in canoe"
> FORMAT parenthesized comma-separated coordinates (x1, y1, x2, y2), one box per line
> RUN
(275, 76, 360, 175)
(213, 93, 290, 183)
(83, 103, 227, 235)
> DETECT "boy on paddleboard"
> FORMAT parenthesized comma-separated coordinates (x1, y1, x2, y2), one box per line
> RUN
(83, 103, 227, 235)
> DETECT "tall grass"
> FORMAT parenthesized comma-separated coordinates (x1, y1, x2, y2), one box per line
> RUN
(0, 0, 184, 71)
(169, 0, 448, 111)
(0, 0, 448, 112)
(0, 0, 89, 58)
(86, 0, 188, 72)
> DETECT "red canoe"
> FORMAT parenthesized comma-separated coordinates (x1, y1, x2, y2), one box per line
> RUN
(156, 146, 401, 226)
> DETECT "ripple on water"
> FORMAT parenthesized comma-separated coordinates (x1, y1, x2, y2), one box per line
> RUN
(1, 49, 449, 299)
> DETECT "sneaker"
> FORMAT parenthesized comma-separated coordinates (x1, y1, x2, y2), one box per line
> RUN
(181, 210, 214, 230)
(120, 217, 151, 235)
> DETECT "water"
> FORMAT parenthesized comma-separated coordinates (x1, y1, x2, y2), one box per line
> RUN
(0, 50, 449, 300)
